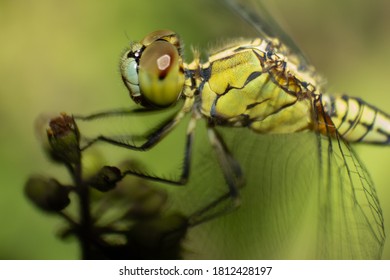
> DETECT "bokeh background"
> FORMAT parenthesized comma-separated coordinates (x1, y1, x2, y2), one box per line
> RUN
(0, 0, 389, 259)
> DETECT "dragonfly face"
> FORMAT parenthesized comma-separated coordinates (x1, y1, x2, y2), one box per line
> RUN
(120, 30, 185, 108)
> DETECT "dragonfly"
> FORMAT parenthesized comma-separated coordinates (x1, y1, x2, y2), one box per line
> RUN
(75, 0, 388, 259)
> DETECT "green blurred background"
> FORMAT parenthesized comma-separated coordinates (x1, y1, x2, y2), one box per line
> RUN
(0, 0, 389, 259)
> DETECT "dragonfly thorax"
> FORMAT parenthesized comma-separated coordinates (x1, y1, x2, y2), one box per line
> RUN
(198, 38, 316, 134)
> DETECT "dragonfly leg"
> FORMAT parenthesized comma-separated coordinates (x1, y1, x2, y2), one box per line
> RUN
(186, 125, 245, 226)
(78, 107, 187, 152)
(206, 126, 244, 203)
(120, 113, 197, 186)
(72, 98, 196, 185)
(73, 107, 161, 121)
(77, 98, 195, 152)
(188, 191, 233, 227)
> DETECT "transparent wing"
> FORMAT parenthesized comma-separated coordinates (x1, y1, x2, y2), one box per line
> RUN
(172, 128, 320, 259)
(222, 0, 311, 71)
(172, 127, 384, 259)
(318, 133, 385, 259)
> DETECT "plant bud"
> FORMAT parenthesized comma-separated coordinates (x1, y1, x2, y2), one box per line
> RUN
(89, 166, 122, 192)
(24, 175, 70, 212)
(46, 113, 80, 164)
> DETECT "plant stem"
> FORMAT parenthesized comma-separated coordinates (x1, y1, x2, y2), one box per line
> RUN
(71, 159, 93, 259)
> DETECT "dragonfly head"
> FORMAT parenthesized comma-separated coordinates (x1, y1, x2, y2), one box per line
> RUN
(120, 30, 185, 108)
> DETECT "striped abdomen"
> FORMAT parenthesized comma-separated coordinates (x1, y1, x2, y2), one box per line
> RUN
(321, 94, 390, 144)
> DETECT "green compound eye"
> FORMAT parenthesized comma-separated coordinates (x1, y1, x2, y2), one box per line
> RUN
(138, 40, 184, 107)
(121, 56, 141, 99)
(120, 41, 144, 105)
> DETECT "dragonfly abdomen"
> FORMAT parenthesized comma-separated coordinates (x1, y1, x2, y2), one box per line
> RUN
(322, 94, 390, 144)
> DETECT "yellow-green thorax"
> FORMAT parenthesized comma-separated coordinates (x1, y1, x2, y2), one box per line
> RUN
(198, 38, 316, 134)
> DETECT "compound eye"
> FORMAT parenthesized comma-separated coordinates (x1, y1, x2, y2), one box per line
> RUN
(138, 40, 184, 107)
(141, 29, 177, 46)
(120, 54, 141, 101)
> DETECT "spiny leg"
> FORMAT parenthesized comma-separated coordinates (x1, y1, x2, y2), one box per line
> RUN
(189, 125, 244, 226)
(72, 97, 195, 185)
(74, 107, 162, 121)
(207, 125, 244, 198)
(74, 107, 175, 150)
(121, 114, 197, 185)
(75, 99, 193, 152)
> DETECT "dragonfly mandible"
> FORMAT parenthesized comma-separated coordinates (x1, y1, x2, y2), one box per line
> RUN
(75, 0, 388, 259)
